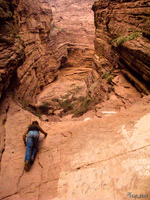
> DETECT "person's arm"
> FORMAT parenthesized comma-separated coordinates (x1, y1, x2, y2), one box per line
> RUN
(23, 129, 28, 146)
(38, 125, 47, 137)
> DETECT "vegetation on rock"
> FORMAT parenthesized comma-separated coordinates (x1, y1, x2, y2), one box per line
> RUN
(112, 31, 142, 46)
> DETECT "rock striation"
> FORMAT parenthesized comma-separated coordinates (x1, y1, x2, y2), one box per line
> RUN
(0, 0, 150, 199)
(14, 0, 64, 105)
(0, 0, 25, 99)
(0, 0, 72, 106)
(92, 0, 150, 95)
(0, 0, 95, 119)
(1, 0, 95, 109)
(49, 0, 95, 49)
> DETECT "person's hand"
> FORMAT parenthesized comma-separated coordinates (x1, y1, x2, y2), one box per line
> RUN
(44, 133, 47, 138)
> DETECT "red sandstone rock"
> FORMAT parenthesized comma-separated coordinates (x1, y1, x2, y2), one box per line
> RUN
(0, 95, 150, 199)
(0, 1, 150, 199)
(49, 0, 95, 49)
(92, 0, 150, 94)
(0, 0, 25, 98)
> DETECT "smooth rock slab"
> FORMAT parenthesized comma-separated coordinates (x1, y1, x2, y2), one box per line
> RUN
(0, 96, 150, 200)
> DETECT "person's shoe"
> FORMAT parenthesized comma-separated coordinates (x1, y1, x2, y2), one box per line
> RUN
(30, 156, 34, 164)
(24, 160, 29, 171)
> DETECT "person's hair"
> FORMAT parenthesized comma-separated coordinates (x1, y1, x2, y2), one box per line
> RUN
(32, 121, 39, 126)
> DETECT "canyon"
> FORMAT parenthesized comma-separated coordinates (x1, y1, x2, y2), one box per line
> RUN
(0, 0, 150, 199)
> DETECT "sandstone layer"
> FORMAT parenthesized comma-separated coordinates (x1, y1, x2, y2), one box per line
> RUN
(0, 0, 95, 109)
(49, 0, 95, 49)
(14, 0, 61, 105)
(92, 0, 150, 95)
(0, 94, 150, 200)
(31, 0, 96, 117)
(0, 0, 150, 199)
(0, 0, 94, 120)
(0, 0, 25, 99)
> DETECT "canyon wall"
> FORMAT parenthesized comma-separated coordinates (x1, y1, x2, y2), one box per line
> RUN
(1, 0, 150, 105)
(0, 0, 25, 99)
(49, 0, 95, 49)
(0, 0, 70, 106)
(92, 0, 150, 95)
(0, 0, 95, 107)
(14, 0, 67, 105)
(0, 1, 150, 200)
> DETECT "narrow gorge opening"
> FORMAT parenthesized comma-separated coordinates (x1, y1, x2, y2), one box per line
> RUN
(15, 0, 149, 122)
(24, 0, 96, 121)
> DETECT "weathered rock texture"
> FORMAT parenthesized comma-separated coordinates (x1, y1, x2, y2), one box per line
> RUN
(14, 0, 62, 105)
(92, 0, 150, 95)
(9, 0, 95, 109)
(0, 94, 150, 200)
(0, 0, 94, 119)
(49, 0, 95, 48)
(0, 0, 150, 199)
(35, 47, 95, 119)
(0, 0, 75, 106)
(0, 0, 25, 99)
(30, 0, 96, 118)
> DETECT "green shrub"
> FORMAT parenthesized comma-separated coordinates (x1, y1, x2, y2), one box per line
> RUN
(61, 93, 70, 99)
(60, 86, 82, 100)
(52, 98, 60, 102)
(127, 32, 141, 41)
(38, 102, 50, 114)
(112, 31, 141, 46)
(112, 36, 127, 45)
(60, 99, 74, 113)
(73, 98, 91, 117)
(101, 72, 109, 79)
(146, 19, 150, 26)
(16, 35, 21, 39)
(107, 75, 114, 84)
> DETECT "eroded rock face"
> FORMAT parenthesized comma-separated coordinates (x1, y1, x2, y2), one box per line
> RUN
(49, 0, 95, 48)
(0, 1, 150, 199)
(0, 0, 95, 118)
(35, 47, 94, 118)
(14, 0, 63, 105)
(92, 0, 150, 94)
(0, 0, 25, 99)
(0, 0, 63, 104)
(12, 0, 95, 108)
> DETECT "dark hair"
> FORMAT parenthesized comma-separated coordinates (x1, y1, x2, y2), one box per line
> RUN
(32, 121, 39, 126)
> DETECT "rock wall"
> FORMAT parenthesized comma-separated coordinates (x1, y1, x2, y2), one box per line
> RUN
(13, 0, 96, 114)
(92, 0, 150, 95)
(0, 0, 96, 110)
(0, 1, 150, 199)
(49, 0, 95, 49)
(0, 0, 70, 105)
(14, 0, 67, 105)
(0, 0, 25, 99)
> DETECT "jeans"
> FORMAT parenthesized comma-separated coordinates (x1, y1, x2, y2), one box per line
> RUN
(25, 131, 39, 162)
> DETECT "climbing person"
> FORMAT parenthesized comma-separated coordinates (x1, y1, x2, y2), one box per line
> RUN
(23, 121, 47, 171)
